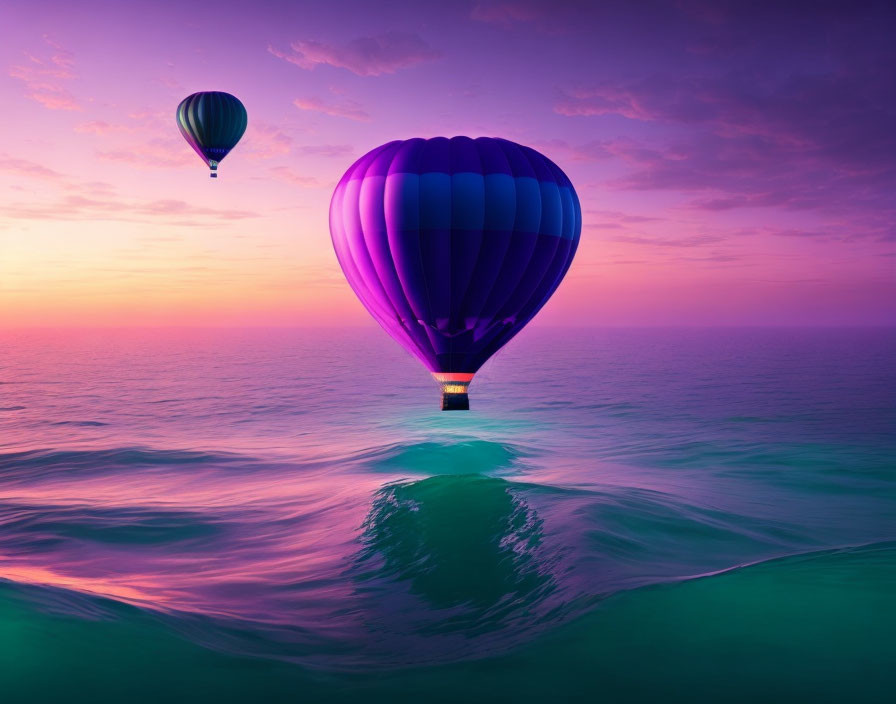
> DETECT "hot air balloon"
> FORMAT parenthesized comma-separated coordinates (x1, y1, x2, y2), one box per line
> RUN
(176, 91, 247, 178)
(329, 137, 581, 410)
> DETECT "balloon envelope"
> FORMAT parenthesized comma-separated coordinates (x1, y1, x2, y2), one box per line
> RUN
(330, 137, 581, 408)
(176, 91, 247, 177)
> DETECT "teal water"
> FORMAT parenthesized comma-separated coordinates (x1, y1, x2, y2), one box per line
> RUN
(1, 327, 894, 702)
(3, 543, 894, 702)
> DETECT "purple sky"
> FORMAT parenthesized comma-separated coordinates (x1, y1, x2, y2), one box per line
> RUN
(1, 0, 894, 326)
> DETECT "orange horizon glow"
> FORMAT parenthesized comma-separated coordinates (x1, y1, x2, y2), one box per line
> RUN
(2, 4, 894, 328)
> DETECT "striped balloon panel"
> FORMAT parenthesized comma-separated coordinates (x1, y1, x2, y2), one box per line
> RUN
(176, 91, 248, 167)
(330, 137, 581, 374)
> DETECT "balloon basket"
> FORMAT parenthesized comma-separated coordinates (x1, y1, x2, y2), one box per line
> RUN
(441, 391, 470, 411)
(434, 374, 473, 411)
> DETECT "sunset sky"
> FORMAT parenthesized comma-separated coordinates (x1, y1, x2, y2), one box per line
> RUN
(1, 0, 893, 327)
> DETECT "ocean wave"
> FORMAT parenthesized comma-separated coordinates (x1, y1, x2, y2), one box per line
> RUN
(2, 539, 894, 675)
(348, 475, 561, 652)
(355, 439, 533, 475)
(0, 574, 144, 622)
(0, 502, 223, 551)
(50, 420, 109, 427)
(0, 447, 248, 481)
(0, 458, 850, 670)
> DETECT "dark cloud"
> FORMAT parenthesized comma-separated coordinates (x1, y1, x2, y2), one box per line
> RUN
(549, 1, 895, 235)
(603, 130, 895, 227)
(557, 66, 895, 174)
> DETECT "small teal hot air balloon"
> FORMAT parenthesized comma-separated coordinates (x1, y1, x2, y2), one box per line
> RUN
(176, 91, 247, 178)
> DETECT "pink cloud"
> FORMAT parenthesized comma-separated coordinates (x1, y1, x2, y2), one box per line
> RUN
(470, 1, 543, 25)
(1, 194, 258, 224)
(74, 120, 135, 135)
(611, 234, 727, 248)
(28, 91, 81, 111)
(9, 37, 80, 111)
(0, 155, 66, 181)
(127, 109, 167, 123)
(268, 32, 439, 76)
(532, 138, 620, 162)
(137, 199, 257, 219)
(586, 209, 662, 224)
(268, 166, 323, 188)
(243, 122, 293, 160)
(74, 111, 208, 171)
(298, 144, 354, 158)
(40, 34, 67, 52)
(97, 138, 194, 169)
(0, 156, 118, 200)
(469, 1, 586, 33)
(77, 181, 116, 195)
(293, 96, 370, 122)
(554, 83, 658, 120)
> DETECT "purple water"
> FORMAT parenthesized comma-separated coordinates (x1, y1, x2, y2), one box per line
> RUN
(1, 326, 894, 701)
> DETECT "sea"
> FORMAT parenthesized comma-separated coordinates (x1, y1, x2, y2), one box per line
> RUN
(1, 326, 894, 702)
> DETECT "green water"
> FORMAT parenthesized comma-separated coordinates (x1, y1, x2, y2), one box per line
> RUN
(2, 328, 894, 701)
(3, 542, 893, 703)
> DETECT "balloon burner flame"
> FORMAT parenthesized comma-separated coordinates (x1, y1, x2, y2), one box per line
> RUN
(433, 374, 473, 411)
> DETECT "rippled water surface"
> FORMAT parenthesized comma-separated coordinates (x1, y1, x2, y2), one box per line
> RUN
(1, 327, 894, 702)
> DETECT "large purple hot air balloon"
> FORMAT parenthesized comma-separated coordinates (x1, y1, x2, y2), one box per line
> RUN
(330, 137, 581, 410)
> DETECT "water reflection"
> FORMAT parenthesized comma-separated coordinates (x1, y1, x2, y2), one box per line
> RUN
(352, 474, 558, 647)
